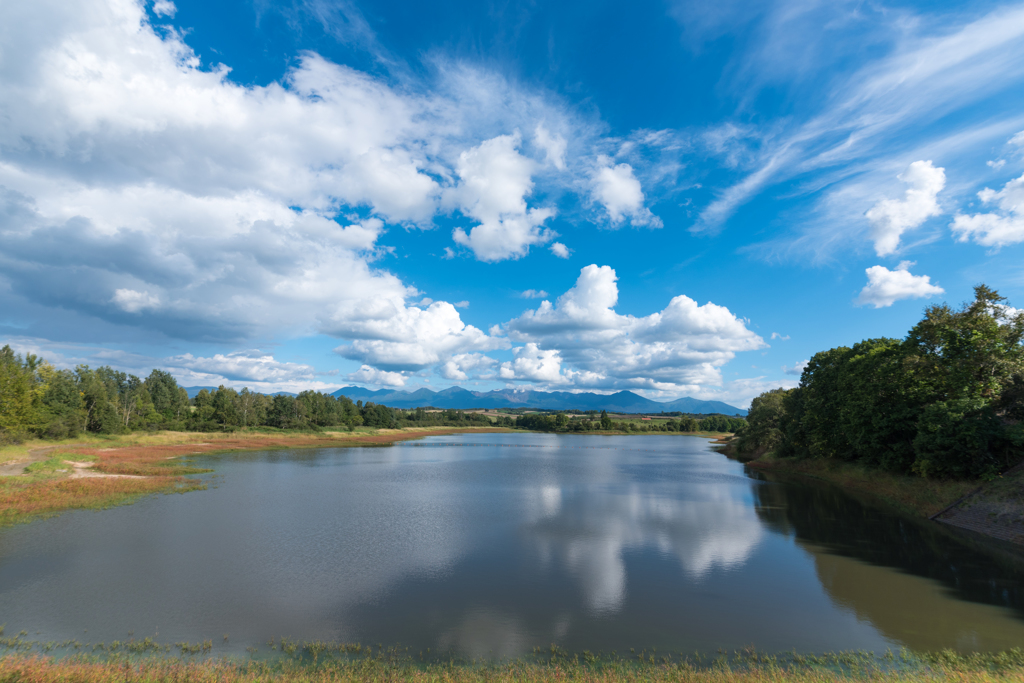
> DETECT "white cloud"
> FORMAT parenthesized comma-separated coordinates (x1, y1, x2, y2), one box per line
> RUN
(348, 365, 407, 387)
(951, 172, 1024, 247)
(448, 134, 556, 261)
(856, 261, 944, 308)
(111, 288, 160, 313)
(782, 360, 808, 376)
(770, 332, 789, 340)
(695, 4, 1024, 243)
(0, 337, 342, 394)
(686, 376, 799, 410)
(169, 351, 317, 383)
(438, 352, 497, 381)
(329, 300, 507, 371)
(549, 242, 571, 258)
(534, 124, 567, 170)
(151, 0, 175, 17)
(591, 158, 661, 227)
(520, 289, 549, 299)
(865, 161, 945, 256)
(452, 300, 469, 308)
(0, 0, 655, 365)
(499, 343, 567, 384)
(502, 265, 765, 392)
(988, 159, 1006, 169)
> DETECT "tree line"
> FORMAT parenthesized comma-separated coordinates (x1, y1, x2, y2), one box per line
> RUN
(516, 410, 745, 433)
(737, 286, 1024, 479)
(0, 351, 504, 443)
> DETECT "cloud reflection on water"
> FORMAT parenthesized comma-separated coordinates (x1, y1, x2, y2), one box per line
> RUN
(523, 475, 764, 615)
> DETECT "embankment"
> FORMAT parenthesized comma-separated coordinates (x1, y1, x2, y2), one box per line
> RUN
(715, 438, 1024, 546)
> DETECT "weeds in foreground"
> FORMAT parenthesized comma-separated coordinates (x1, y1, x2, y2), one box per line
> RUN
(2, 641, 1024, 682)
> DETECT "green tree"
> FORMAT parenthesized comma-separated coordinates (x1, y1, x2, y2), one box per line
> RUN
(0, 346, 39, 441)
(738, 388, 792, 454)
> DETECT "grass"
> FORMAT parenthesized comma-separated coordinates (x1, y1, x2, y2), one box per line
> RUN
(746, 453, 979, 519)
(2, 644, 1024, 683)
(0, 475, 204, 527)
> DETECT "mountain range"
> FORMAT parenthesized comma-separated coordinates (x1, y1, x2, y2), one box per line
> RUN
(329, 386, 746, 416)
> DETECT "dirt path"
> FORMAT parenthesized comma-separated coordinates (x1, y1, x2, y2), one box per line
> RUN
(0, 445, 68, 476)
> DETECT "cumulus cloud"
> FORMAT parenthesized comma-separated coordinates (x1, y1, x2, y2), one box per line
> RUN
(865, 161, 945, 256)
(520, 289, 549, 299)
(449, 134, 556, 261)
(499, 343, 568, 383)
(951, 172, 1024, 247)
(348, 365, 407, 387)
(856, 261, 944, 308)
(330, 300, 508, 371)
(501, 265, 765, 392)
(169, 351, 318, 383)
(591, 157, 662, 227)
(0, 0, 663, 370)
(782, 360, 808, 376)
(438, 353, 497, 381)
(549, 242, 571, 258)
(0, 337, 342, 394)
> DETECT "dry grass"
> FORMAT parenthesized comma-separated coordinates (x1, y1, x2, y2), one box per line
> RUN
(2, 652, 1024, 683)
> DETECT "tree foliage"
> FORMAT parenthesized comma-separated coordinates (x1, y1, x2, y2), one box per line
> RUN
(743, 286, 1024, 479)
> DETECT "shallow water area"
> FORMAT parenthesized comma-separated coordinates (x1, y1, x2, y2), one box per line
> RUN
(1, 433, 1023, 659)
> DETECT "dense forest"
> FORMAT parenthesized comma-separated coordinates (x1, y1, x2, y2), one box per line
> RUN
(738, 286, 1024, 479)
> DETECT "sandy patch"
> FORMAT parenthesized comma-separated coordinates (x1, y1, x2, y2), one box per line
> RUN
(64, 460, 144, 480)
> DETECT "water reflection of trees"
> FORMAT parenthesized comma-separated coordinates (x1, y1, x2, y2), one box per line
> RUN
(750, 471, 1024, 616)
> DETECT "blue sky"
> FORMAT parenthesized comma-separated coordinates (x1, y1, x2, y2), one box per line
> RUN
(2, 0, 1024, 407)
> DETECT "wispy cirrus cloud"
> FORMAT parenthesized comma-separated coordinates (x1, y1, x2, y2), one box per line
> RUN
(688, 2, 1024, 259)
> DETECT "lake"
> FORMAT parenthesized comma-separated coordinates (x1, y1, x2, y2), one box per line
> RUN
(1, 432, 1023, 658)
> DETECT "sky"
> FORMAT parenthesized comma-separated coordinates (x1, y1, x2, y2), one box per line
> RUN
(2, 0, 1024, 408)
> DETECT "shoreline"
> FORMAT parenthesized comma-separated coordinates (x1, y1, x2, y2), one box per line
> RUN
(715, 439, 1024, 547)
(0, 429, 730, 527)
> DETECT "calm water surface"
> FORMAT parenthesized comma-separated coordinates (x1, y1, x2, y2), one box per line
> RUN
(1, 433, 1024, 657)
